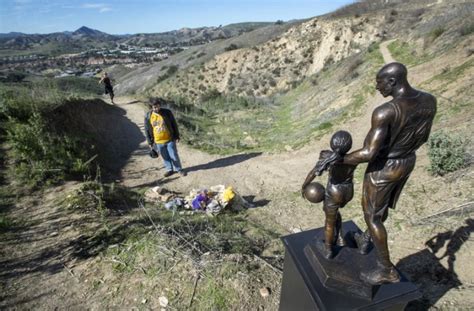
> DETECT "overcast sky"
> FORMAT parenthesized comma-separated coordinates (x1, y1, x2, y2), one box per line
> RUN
(0, 0, 355, 34)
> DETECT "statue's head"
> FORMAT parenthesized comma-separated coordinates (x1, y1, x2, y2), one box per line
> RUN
(376, 62, 408, 97)
(330, 130, 352, 155)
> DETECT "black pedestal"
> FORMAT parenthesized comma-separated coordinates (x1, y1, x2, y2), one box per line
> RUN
(279, 221, 421, 311)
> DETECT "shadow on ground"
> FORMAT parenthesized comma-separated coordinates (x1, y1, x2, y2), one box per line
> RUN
(51, 99, 145, 181)
(243, 195, 271, 208)
(0, 211, 150, 282)
(0, 206, 153, 308)
(123, 100, 142, 105)
(401, 218, 473, 310)
(185, 152, 262, 173)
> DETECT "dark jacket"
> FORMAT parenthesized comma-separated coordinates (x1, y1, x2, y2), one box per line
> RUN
(144, 108, 180, 145)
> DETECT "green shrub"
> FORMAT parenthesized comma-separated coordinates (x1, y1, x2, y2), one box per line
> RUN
(459, 23, 474, 36)
(6, 113, 92, 184)
(156, 65, 179, 83)
(199, 88, 221, 102)
(367, 42, 379, 53)
(430, 27, 445, 40)
(224, 44, 239, 51)
(0, 79, 98, 185)
(0, 77, 102, 122)
(44, 77, 102, 95)
(427, 131, 467, 176)
(166, 65, 179, 75)
(0, 71, 26, 83)
(0, 215, 13, 231)
(0, 84, 37, 122)
(317, 121, 333, 131)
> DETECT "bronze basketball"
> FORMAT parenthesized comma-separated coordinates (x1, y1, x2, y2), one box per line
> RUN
(304, 182, 325, 203)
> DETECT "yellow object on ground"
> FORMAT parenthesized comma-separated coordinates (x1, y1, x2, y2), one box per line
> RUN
(223, 186, 235, 202)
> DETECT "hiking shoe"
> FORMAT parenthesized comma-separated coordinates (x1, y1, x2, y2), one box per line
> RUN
(164, 171, 174, 177)
(179, 170, 187, 177)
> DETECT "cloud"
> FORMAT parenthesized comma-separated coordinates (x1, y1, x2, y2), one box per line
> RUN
(81, 3, 112, 13)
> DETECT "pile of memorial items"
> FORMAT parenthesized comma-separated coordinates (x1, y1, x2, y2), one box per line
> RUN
(144, 184, 254, 215)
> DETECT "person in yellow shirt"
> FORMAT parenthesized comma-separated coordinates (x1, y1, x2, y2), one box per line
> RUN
(144, 97, 186, 177)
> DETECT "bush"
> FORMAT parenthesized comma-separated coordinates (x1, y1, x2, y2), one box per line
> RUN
(459, 23, 474, 36)
(199, 88, 221, 102)
(0, 215, 13, 231)
(224, 44, 239, 52)
(6, 112, 92, 185)
(46, 77, 102, 95)
(0, 80, 98, 186)
(367, 42, 379, 53)
(430, 27, 445, 40)
(156, 65, 179, 83)
(0, 71, 26, 83)
(427, 131, 467, 176)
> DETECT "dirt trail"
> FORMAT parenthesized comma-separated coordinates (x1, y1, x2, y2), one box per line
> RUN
(380, 39, 396, 64)
(117, 40, 398, 231)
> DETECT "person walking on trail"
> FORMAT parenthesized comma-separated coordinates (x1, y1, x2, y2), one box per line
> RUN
(98, 72, 114, 104)
(145, 97, 187, 177)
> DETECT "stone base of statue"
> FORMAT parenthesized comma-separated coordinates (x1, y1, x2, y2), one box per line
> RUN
(279, 221, 421, 310)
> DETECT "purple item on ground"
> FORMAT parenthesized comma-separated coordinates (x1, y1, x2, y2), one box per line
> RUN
(192, 193, 208, 210)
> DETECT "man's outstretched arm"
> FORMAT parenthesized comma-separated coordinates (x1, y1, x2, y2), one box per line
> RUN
(343, 105, 393, 166)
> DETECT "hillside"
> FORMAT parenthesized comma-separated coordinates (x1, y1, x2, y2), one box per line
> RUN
(113, 20, 304, 95)
(117, 0, 472, 102)
(148, 16, 383, 99)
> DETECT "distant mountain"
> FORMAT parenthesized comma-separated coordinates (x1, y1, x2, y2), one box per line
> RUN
(0, 32, 26, 39)
(72, 26, 110, 38)
(0, 27, 110, 39)
(0, 27, 118, 55)
(0, 23, 271, 56)
(119, 22, 273, 47)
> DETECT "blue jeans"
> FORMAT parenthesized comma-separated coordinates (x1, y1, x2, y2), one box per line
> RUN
(153, 140, 182, 172)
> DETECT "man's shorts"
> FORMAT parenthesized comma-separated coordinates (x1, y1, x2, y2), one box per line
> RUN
(362, 154, 416, 217)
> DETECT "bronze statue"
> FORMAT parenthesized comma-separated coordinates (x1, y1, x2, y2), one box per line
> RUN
(337, 62, 437, 285)
(303, 182, 325, 204)
(302, 131, 356, 259)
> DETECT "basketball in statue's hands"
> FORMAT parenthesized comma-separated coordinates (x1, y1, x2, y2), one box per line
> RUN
(303, 182, 325, 203)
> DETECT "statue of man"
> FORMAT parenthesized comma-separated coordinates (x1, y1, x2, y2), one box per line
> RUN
(341, 62, 437, 284)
